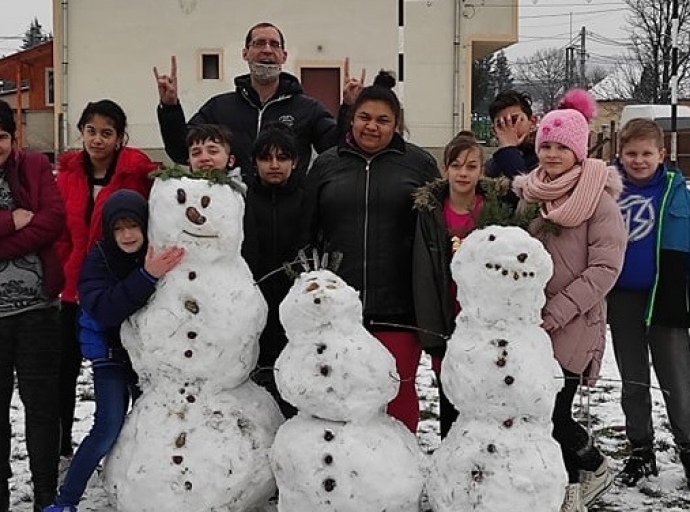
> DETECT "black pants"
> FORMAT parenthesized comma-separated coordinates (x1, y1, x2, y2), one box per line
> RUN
(58, 302, 82, 456)
(0, 307, 61, 500)
(552, 367, 602, 483)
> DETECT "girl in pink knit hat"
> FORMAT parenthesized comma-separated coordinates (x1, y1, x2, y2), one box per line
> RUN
(513, 89, 628, 512)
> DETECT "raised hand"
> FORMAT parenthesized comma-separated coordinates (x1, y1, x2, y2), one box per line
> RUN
(144, 245, 185, 279)
(153, 56, 179, 106)
(12, 209, 34, 230)
(343, 57, 366, 106)
(493, 112, 528, 148)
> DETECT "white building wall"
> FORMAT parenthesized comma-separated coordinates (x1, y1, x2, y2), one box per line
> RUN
(58, 0, 398, 153)
(54, 0, 516, 155)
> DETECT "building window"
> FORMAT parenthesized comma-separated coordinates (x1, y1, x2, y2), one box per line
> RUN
(200, 52, 221, 80)
(45, 68, 54, 106)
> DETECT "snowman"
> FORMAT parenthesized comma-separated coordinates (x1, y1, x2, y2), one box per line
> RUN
(270, 267, 425, 511)
(427, 226, 567, 512)
(104, 175, 283, 512)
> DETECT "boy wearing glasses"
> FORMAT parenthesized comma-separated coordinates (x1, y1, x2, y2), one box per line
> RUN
(155, 22, 339, 182)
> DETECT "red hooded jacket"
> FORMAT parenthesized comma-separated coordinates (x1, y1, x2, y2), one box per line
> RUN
(0, 149, 65, 298)
(55, 147, 156, 303)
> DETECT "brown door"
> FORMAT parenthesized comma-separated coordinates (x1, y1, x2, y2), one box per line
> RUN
(300, 67, 341, 117)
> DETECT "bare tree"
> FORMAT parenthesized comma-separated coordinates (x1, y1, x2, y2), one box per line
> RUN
(513, 48, 567, 112)
(624, 0, 690, 103)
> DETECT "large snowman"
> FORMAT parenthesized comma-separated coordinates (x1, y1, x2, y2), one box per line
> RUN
(270, 268, 425, 511)
(105, 175, 283, 512)
(427, 226, 567, 512)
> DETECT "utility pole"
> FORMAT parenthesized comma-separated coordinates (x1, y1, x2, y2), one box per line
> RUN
(670, 0, 679, 166)
(579, 26, 586, 88)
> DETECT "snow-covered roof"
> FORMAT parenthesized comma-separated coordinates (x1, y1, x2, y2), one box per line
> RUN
(591, 64, 690, 101)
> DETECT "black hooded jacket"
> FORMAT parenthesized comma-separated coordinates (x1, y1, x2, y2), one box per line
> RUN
(78, 190, 158, 349)
(242, 171, 305, 367)
(157, 72, 338, 181)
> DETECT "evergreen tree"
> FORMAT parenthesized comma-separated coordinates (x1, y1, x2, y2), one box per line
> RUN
(472, 54, 496, 115)
(494, 50, 513, 93)
(21, 18, 50, 50)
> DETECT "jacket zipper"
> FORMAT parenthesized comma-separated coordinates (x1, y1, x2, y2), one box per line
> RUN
(362, 159, 371, 309)
(241, 89, 291, 138)
(644, 170, 674, 327)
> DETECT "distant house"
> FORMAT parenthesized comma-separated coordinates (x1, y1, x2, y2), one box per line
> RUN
(0, 40, 54, 157)
(51, 0, 518, 160)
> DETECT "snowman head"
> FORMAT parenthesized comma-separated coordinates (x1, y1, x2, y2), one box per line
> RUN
(148, 177, 244, 261)
(451, 226, 553, 324)
(280, 270, 362, 335)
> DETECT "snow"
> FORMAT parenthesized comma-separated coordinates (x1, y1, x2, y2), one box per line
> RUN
(271, 269, 424, 510)
(428, 227, 566, 511)
(4, 335, 690, 511)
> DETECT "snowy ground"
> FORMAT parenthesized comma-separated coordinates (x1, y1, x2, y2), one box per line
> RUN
(5, 334, 690, 511)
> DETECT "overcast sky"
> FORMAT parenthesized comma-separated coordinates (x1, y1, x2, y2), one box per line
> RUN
(2, 0, 631, 65)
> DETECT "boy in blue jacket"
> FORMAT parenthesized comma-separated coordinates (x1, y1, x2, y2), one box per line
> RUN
(608, 118, 690, 489)
(44, 190, 184, 512)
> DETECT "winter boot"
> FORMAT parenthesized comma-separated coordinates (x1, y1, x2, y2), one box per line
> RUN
(561, 483, 587, 512)
(615, 444, 658, 487)
(579, 456, 613, 506)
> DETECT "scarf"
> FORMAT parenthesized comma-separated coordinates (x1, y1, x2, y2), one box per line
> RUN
(520, 158, 609, 227)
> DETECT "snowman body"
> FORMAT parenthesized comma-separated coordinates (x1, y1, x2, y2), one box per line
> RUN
(105, 177, 282, 512)
(427, 226, 567, 512)
(270, 270, 424, 510)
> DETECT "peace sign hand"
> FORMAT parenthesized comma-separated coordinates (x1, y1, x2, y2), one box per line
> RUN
(343, 57, 366, 106)
(153, 56, 179, 106)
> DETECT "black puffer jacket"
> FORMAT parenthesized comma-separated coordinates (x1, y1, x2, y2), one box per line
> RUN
(412, 179, 456, 355)
(242, 172, 305, 367)
(304, 134, 439, 329)
(158, 72, 338, 181)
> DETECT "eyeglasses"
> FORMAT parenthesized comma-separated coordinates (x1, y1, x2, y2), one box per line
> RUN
(248, 39, 283, 50)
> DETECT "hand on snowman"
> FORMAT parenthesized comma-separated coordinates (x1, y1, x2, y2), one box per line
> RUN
(144, 245, 185, 279)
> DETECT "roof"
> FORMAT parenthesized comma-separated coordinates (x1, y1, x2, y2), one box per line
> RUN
(590, 64, 690, 101)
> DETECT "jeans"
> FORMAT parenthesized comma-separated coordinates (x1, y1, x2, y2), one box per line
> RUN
(608, 289, 690, 447)
(56, 363, 136, 506)
(0, 307, 61, 501)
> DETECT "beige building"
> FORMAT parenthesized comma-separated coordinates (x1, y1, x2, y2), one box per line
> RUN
(52, 0, 517, 161)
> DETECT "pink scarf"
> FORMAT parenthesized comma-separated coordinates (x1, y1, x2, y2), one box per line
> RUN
(519, 159, 610, 227)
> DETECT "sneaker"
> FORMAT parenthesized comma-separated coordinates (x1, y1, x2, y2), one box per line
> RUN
(42, 505, 77, 512)
(580, 457, 613, 506)
(615, 446, 658, 487)
(561, 483, 587, 512)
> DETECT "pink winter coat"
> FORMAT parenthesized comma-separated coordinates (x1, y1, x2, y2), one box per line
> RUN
(514, 167, 626, 381)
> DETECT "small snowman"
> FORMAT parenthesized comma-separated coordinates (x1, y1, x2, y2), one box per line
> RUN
(105, 174, 283, 512)
(270, 264, 424, 511)
(427, 226, 567, 512)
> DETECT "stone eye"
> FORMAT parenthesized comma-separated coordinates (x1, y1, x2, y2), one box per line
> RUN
(201, 196, 210, 208)
(488, 234, 496, 241)
(177, 188, 187, 204)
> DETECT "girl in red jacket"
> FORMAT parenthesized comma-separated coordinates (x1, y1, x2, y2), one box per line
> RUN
(54, 100, 157, 458)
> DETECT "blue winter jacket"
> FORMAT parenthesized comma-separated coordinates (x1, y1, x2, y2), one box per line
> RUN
(77, 191, 158, 351)
(617, 163, 690, 327)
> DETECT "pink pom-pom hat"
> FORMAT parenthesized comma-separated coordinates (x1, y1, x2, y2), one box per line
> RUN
(535, 88, 598, 162)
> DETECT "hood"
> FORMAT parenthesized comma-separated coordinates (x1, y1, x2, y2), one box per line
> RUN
(101, 189, 148, 252)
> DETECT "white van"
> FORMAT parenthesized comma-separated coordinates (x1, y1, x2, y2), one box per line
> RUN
(620, 104, 690, 130)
